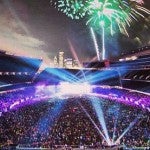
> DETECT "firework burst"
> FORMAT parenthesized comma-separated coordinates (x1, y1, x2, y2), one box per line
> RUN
(86, 0, 150, 36)
(53, 0, 88, 19)
(50, 0, 150, 59)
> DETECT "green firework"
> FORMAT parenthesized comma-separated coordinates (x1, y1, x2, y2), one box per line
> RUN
(57, 0, 88, 19)
(86, 0, 150, 36)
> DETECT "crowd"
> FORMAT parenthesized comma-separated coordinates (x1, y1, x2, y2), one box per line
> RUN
(0, 89, 149, 149)
(0, 87, 35, 114)
(93, 86, 150, 111)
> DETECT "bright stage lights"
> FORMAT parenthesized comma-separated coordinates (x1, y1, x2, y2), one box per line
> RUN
(58, 82, 92, 95)
(36, 85, 45, 93)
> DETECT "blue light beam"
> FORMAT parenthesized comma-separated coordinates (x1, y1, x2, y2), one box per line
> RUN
(111, 105, 120, 142)
(115, 114, 142, 144)
(77, 100, 107, 143)
(37, 99, 66, 135)
(46, 68, 79, 83)
(85, 70, 119, 85)
(91, 97, 111, 145)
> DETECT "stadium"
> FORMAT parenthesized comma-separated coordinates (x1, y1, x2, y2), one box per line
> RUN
(0, 46, 150, 150)
(0, 0, 150, 149)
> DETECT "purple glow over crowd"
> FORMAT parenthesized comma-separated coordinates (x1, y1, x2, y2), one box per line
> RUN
(0, 87, 149, 149)
(0, 84, 150, 115)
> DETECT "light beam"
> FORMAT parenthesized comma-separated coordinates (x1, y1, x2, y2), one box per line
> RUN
(77, 100, 108, 143)
(90, 27, 100, 61)
(115, 114, 141, 144)
(91, 97, 111, 145)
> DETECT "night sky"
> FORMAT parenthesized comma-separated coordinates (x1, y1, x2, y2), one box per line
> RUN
(0, 0, 149, 65)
